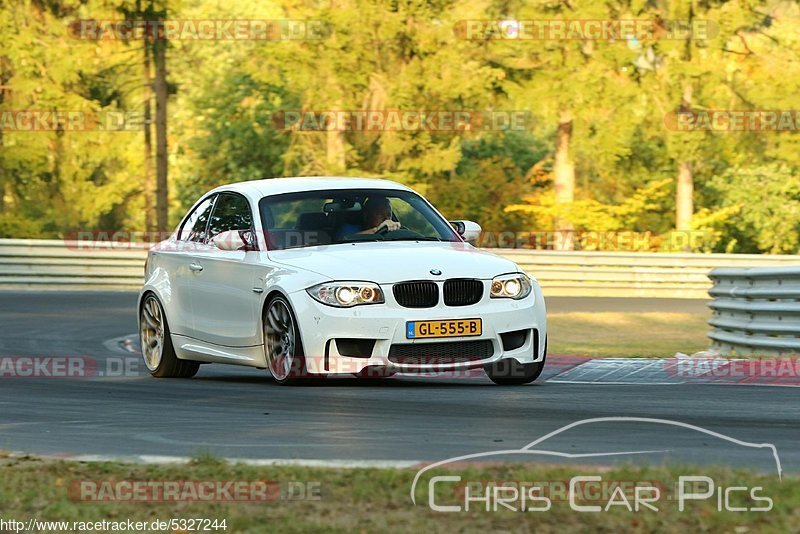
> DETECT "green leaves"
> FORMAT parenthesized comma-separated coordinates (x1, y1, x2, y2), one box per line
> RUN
(0, 0, 797, 253)
(710, 165, 800, 254)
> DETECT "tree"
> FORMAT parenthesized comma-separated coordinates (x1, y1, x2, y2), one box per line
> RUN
(633, 0, 772, 233)
(152, 12, 168, 230)
(711, 165, 800, 253)
(480, 0, 645, 247)
(0, 0, 141, 237)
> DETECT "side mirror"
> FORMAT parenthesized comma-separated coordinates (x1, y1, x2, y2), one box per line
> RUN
(450, 220, 482, 244)
(212, 230, 256, 251)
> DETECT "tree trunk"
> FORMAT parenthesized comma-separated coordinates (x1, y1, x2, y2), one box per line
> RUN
(50, 123, 66, 227)
(325, 88, 346, 173)
(553, 110, 575, 250)
(143, 36, 155, 232)
(0, 114, 4, 215)
(676, 161, 693, 231)
(0, 58, 10, 215)
(675, 84, 693, 232)
(153, 35, 168, 231)
(325, 128, 346, 173)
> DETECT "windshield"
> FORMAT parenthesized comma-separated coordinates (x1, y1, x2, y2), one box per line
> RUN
(258, 188, 460, 250)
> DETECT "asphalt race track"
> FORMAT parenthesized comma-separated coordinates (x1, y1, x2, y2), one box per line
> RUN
(0, 291, 796, 476)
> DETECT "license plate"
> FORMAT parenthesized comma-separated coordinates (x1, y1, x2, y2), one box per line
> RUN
(406, 319, 482, 339)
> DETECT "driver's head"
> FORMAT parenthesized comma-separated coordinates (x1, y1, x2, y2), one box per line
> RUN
(362, 196, 392, 228)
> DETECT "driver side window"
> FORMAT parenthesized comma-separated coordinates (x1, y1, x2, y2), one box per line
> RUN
(178, 195, 216, 243)
(207, 193, 254, 241)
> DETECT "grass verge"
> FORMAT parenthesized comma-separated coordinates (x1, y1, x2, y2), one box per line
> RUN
(548, 311, 711, 358)
(0, 455, 796, 533)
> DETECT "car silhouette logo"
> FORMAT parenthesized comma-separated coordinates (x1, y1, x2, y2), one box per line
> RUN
(410, 416, 783, 505)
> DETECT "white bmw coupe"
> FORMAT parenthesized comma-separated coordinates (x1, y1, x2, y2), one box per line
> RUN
(138, 177, 547, 385)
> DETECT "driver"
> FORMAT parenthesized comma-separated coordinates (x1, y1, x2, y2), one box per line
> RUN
(338, 196, 400, 239)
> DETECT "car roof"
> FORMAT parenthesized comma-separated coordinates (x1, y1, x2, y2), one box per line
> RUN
(209, 176, 414, 200)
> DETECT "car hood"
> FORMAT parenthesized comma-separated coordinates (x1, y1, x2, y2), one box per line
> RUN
(267, 241, 519, 283)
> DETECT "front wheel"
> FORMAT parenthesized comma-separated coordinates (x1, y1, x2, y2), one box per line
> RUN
(263, 295, 325, 386)
(484, 338, 547, 385)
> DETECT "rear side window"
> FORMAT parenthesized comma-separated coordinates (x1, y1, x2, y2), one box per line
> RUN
(207, 193, 254, 240)
(178, 195, 216, 242)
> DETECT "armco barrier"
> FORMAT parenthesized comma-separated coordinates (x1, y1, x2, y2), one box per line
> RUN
(708, 267, 800, 355)
(0, 239, 147, 290)
(1, 238, 799, 297)
(500, 249, 800, 298)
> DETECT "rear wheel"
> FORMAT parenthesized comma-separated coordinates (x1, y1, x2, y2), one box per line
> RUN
(140, 294, 199, 378)
(484, 337, 547, 386)
(263, 295, 325, 385)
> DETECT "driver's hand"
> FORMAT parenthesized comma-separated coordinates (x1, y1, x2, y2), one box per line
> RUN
(375, 219, 401, 233)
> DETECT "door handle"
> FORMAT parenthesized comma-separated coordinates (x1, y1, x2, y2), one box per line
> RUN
(189, 262, 204, 272)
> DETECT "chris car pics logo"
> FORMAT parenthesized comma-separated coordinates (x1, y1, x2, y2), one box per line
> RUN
(411, 417, 780, 513)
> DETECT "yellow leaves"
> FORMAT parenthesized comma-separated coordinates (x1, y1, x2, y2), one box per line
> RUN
(506, 179, 672, 234)
(238, 96, 259, 110)
(691, 205, 741, 230)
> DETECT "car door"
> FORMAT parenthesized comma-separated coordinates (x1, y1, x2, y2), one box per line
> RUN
(189, 192, 262, 347)
(163, 193, 217, 337)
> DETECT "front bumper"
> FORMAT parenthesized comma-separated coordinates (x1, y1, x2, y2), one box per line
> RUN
(288, 281, 547, 375)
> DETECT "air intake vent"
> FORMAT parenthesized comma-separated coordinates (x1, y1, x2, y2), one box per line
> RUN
(443, 279, 483, 306)
(393, 281, 439, 308)
(388, 340, 494, 365)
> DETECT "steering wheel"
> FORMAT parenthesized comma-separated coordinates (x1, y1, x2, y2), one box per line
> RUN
(376, 223, 406, 235)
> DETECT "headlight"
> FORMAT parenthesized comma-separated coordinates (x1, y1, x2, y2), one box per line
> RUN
(307, 282, 385, 307)
(490, 273, 532, 300)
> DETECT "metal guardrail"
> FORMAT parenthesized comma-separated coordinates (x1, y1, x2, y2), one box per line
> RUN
(708, 267, 800, 355)
(501, 249, 800, 298)
(2, 238, 800, 298)
(0, 239, 148, 290)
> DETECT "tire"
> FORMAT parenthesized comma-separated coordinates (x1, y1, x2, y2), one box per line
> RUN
(139, 293, 199, 378)
(263, 295, 325, 386)
(484, 336, 547, 386)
